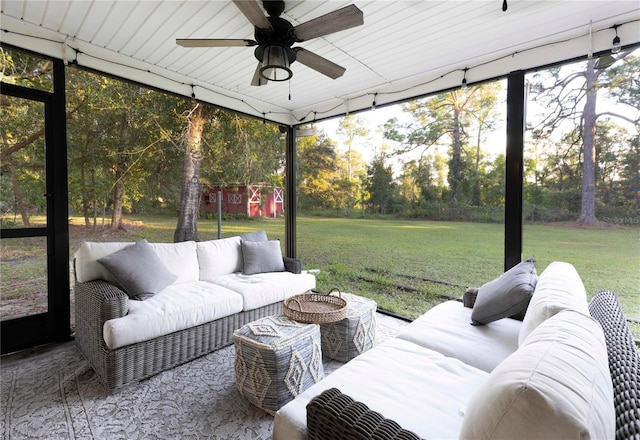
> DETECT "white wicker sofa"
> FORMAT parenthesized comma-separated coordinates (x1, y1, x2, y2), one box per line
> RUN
(74, 231, 315, 392)
(274, 261, 639, 440)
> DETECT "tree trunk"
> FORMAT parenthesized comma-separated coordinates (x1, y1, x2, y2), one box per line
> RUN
(578, 60, 598, 224)
(80, 148, 90, 227)
(450, 109, 463, 201)
(110, 175, 125, 231)
(9, 164, 31, 227)
(110, 116, 128, 232)
(472, 126, 482, 206)
(174, 101, 206, 243)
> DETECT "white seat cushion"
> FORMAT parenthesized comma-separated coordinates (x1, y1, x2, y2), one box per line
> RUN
(273, 337, 488, 440)
(207, 271, 316, 311)
(397, 300, 520, 372)
(103, 281, 243, 349)
(459, 309, 614, 440)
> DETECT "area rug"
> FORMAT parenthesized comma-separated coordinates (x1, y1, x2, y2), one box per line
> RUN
(1, 316, 403, 440)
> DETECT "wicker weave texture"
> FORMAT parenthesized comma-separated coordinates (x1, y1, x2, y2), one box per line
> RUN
(233, 315, 324, 414)
(75, 280, 283, 391)
(320, 293, 377, 362)
(307, 388, 422, 440)
(588, 290, 640, 440)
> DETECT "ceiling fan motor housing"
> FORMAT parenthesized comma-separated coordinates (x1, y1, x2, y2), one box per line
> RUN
(254, 15, 297, 65)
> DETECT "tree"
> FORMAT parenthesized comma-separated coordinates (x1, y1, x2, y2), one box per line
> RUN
(529, 52, 638, 224)
(1, 48, 81, 226)
(365, 154, 396, 214)
(384, 84, 501, 204)
(336, 115, 369, 215)
(297, 133, 339, 210)
(336, 115, 369, 181)
(65, 68, 184, 228)
(467, 83, 502, 205)
(174, 100, 216, 242)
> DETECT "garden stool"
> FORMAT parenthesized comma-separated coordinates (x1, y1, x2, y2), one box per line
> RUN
(233, 315, 324, 414)
(320, 293, 377, 362)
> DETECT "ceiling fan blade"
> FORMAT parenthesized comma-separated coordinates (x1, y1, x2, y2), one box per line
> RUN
(293, 4, 363, 42)
(251, 62, 268, 86)
(232, 0, 273, 30)
(295, 48, 346, 79)
(176, 39, 257, 47)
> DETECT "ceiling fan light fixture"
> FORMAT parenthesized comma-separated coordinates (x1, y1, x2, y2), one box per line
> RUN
(260, 44, 293, 82)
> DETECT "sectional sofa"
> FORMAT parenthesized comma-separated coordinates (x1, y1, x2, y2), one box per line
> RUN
(274, 261, 640, 440)
(73, 232, 315, 391)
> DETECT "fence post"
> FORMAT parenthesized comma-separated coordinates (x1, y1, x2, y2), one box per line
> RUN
(217, 190, 222, 239)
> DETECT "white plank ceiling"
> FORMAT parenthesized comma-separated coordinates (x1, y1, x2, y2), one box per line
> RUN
(2, 1, 639, 125)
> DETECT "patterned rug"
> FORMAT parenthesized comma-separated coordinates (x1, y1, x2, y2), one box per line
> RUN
(1, 315, 404, 440)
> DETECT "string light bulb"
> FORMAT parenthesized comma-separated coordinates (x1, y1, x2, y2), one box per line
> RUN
(611, 25, 621, 54)
(461, 68, 469, 89)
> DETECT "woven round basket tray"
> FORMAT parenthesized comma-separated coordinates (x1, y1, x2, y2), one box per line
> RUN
(284, 289, 348, 324)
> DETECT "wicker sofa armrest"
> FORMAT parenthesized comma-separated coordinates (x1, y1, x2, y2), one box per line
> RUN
(463, 287, 478, 308)
(75, 280, 129, 323)
(588, 290, 640, 440)
(283, 256, 302, 274)
(307, 388, 422, 440)
(74, 280, 129, 384)
(75, 280, 129, 350)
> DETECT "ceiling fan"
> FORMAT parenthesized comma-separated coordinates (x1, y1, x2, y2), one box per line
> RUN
(176, 0, 364, 86)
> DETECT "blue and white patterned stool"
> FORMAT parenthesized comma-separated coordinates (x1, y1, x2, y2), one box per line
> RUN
(321, 293, 377, 362)
(233, 315, 324, 414)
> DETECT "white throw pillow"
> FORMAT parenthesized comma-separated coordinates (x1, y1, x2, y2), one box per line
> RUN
(197, 236, 243, 280)
(459, 309, 614, 440)
(518, 261, 588, 346)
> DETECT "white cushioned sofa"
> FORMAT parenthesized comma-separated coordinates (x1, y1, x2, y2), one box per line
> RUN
(274, 261, 640, 440)
(74, 232, 315, 391)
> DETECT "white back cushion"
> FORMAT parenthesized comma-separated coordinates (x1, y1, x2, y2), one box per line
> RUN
(74, 240, 198, 284)
(150, 241, 198, 283)
(519, 261, 588, 345)
(197, 236, 243, 280)
(74, 242, 133, 283)
(459, 309, 614, 440)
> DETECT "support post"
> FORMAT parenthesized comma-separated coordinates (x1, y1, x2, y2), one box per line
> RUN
(504, 71, 526, 271)
(285, 125, 297, 258)
(217, 190, 222, 239)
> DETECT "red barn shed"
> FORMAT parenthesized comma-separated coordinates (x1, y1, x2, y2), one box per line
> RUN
(201, 184, 284, 218)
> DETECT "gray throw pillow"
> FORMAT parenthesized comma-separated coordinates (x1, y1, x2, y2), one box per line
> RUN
(97, 239, 178, 300)
(240, 230, 268, 242)
(241, 240, 285, 275)
(471, 256, 537, 325)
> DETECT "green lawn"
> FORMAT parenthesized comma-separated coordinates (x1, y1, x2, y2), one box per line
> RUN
(4, 215, 638, 324)
(92, 214, 639, 320)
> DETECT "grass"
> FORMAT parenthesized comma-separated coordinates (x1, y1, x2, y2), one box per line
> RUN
(293, 217, 640, 319)
(3, 214, 639, 324)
